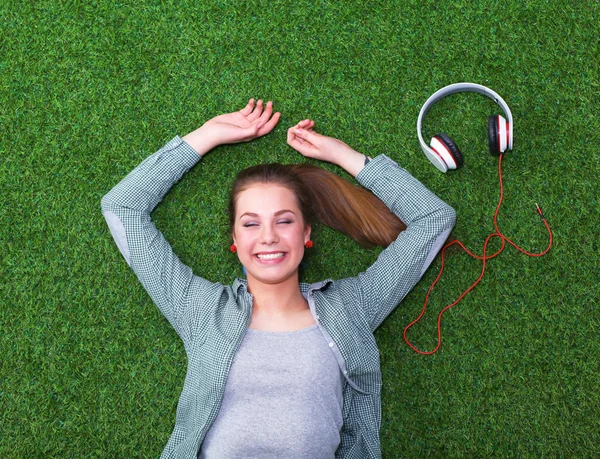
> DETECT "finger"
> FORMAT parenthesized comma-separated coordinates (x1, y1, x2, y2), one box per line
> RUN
(287, 126, 302, 147)
(300, 119, 316, 132)
(257, 111, 281, 135)
(247, 99, 263, 121)
(287, 125, 304, 144)
(257, 101, 274, 126)
(293, 127, 319, 143)
(288, 139, 313, 157)
(287, 126, 319, 156)
(294, 119, 312, 130)
(296, 120, 316, 134)
(240, 98, 255, 116)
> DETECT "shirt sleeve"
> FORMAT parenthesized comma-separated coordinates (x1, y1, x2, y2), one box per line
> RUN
(100, 136, 224, 344)
(339, 154, 456, 332)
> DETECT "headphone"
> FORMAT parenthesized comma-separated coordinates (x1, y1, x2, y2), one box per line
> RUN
(405, 83, 553, 355)
(417, 83, 514, 172)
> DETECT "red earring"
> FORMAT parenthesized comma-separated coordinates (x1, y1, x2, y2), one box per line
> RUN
(305, 241, 313, 249)
(230, 244, 237, 253)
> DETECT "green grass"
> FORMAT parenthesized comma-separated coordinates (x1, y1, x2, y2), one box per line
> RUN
(2, 0, 599, 457)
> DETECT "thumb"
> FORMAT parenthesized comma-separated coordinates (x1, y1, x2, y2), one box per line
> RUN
(242, 122, 262, 138)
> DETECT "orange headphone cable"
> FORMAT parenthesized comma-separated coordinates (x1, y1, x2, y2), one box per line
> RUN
(403, 154, 553, 355)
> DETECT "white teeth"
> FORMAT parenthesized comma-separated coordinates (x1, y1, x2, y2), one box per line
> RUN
(257, 253, 285, 260)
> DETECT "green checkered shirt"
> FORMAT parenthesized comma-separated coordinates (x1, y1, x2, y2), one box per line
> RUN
(101, 137, 456, 458)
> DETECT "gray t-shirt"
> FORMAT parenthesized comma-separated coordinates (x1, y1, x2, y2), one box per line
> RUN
(198, 323, 344, 458)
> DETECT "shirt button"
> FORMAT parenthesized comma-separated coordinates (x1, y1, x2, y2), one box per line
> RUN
(329, 342, 334, 347)
(343, 370, 348, 375)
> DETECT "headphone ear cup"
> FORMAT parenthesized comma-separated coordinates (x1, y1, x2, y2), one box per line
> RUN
(433, 133, 464, 169)
(488, 115, 500, 155)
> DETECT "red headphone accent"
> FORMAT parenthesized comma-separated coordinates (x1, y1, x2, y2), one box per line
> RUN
(404, 154, 553, 355)
(497, 115, 502, 153)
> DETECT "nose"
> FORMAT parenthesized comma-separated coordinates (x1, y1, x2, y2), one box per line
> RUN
(260, 223, 279, 245)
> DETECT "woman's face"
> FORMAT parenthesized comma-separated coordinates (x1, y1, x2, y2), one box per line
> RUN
(232, 184, 311, 286)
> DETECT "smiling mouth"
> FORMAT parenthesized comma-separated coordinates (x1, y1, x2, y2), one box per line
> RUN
(256, 252, 286, 260)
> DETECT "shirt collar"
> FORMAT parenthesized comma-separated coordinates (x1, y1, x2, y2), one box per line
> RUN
(232, 278, 332, 297)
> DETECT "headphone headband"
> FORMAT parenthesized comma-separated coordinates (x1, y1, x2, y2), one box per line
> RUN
(417, 83, 514, 166)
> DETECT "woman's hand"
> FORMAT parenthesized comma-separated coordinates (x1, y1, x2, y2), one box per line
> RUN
(183, 99, 281, 156)
(287, 119, 368, 178)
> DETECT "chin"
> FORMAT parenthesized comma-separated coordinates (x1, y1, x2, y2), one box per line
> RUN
(247, 268, 300, 285)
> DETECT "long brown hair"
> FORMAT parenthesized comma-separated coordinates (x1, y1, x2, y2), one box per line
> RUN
(228, 163, 406, 248)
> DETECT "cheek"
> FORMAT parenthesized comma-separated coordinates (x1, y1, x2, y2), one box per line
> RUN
(236, 233, 255, 249)
(291, 230, 308, 248)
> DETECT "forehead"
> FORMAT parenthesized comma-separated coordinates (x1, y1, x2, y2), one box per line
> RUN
(236, 184, 300, 216)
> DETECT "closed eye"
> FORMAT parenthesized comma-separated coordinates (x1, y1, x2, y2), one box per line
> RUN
(242, 219, 293, 227)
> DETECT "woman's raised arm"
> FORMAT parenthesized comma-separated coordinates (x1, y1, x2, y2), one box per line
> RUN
(101, 100, 280, 344)
(287, 121, 455, 332)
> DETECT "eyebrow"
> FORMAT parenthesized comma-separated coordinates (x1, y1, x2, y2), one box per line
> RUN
(239, 209, 296, 220)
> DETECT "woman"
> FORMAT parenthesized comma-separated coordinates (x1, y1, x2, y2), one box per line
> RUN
(101, 99, 456, 458)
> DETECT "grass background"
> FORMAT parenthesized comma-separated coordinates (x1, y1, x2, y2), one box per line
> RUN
(1, 0, 599, 457)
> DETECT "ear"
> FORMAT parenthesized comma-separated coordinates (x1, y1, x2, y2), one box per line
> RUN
(232, 229, 237, 246)
(304, 224, 312, 243)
